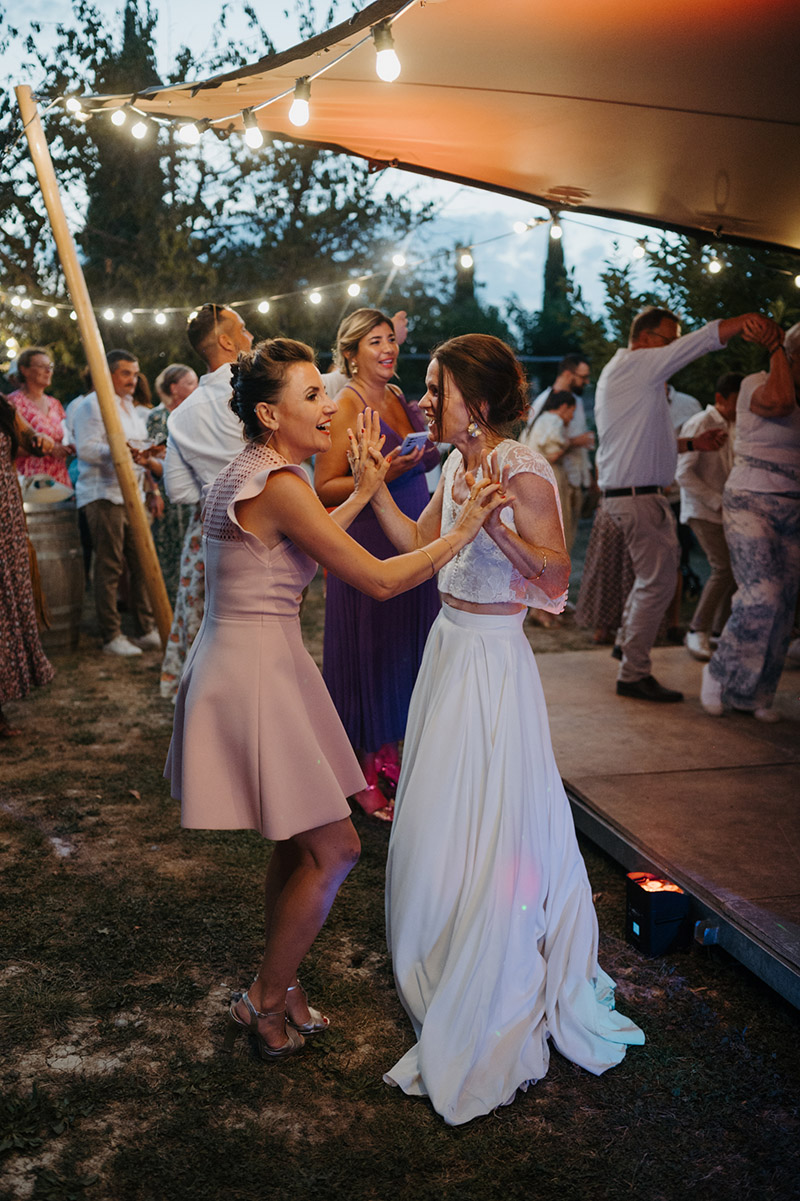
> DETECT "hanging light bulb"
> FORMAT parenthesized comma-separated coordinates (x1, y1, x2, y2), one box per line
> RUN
(347, 282, 361, 297)
(632, 240, 646, 260)
(10, 295, 21, 307)
(131, 118, 149, 140)
(242, 108, 264, 149)
(392, 252, 406, 268)
(65, 96, 83, 113)
(6, 337, 18, 349)
(177, 122, 200, 145)
(257, 300, 270, 314)
(795, 274, 800, 288)
(309, 291, 322, 305)
(20, 298, 32, 310)
(707, 256, 723, 275)
(122, 311, 134, 324)
(111, 108, 127, 127)
(513, 220, 529, 235)
(103, 308, 115, 320)
(289, 78, 311, 127)
(459, 251, 474, 270)
(550, 218, 563, 240)
(48, 306, 58, 318)
(372, 20, 401, 82)
(155, 312, 167, 325)
(69, 311, 77, 321)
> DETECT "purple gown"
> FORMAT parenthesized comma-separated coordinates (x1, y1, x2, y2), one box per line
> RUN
(322, 388, 441, 754)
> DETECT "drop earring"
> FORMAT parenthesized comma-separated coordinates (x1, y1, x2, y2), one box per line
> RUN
(351, 361, 358, 377)
(467, 420, 480, 438)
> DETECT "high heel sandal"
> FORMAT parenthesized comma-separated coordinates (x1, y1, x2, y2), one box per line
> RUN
(285, 981, 330, 1036)
(223, 990, 305, 1060)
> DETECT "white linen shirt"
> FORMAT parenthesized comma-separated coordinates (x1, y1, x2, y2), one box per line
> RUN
(595, 321, 724, 490)
(163, 363, 242, 504)
(73, 391, 148, 508)
(675, 406, 734, 523)
(525, 387, 591, 487)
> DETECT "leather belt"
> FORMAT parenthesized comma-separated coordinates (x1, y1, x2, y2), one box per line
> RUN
(602, 485, 663, 498)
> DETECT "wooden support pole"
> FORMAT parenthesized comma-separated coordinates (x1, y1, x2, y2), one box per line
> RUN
(15, 85, 172, 646)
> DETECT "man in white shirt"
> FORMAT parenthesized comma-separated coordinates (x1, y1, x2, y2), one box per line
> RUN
(676, 372, 741, 660)
(525, 355, 594, 550)
(595, 305, 762, 702)
(164, 303, 254, 504)
(74, 350, 158, 657)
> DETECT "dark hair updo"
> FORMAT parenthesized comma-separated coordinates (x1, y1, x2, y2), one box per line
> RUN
(430, 334, 528, 437)
(230, 338, 316, 440)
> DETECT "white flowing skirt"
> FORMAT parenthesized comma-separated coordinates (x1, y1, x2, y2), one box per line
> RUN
(385, 604, 644, 1126)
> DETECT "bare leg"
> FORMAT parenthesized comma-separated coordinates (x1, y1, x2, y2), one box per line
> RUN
(237, 817, 360, 1047)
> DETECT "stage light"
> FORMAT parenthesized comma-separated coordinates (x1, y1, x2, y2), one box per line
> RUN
(626, 872, 690, 956)
(373, 20, 401, 82)
(289, 78, 311, 127)
(257, 300, 270, 314)
(242, 109, 264, 149)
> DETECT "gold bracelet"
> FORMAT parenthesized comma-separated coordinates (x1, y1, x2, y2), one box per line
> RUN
(441, 533, 458, 557)
(531, 552, 547, 581)
(420, 547, 437, 578)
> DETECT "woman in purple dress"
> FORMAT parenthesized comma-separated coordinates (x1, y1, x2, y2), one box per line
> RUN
(315, 310, 441, 820)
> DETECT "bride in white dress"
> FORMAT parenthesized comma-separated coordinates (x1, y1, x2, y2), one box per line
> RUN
(362, 334, 644, 1125)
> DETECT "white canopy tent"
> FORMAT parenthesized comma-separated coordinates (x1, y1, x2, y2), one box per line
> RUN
(76, 0, 800, 252)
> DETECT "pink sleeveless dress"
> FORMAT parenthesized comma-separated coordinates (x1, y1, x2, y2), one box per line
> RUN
(165, 442, 364, 839)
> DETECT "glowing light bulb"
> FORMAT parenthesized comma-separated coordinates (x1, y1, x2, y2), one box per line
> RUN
(550, 220, 563, 240)
(392, 252, 406, 268)
(103, 308, 115, 320)
(70, 311, 77, 321)
(708, 257, 723, 274)
(309, 291, 322, 305)
(795, 274, 800, 288)
(20, 298, 32, 310)
(633, 242, 646, 259)
(373, 21, 401, 82)
(242, 109, 264, 149)
(48, 306, 58, 318)
(347, 282, 361, 297)
(111, 109, 126, 127)
(75, 111, 91, 123)
(10, 295, 21, 307)
(257, 300, 270, 314)
(289, 78, 311, 127)
(131, 120, 148, 140)
(6, 337, 18, 349)
(177, 123, 200, 145)
(155, 312, 167, 325)
(188, 310, 198, 321)
(460, 252, 474, 269)
(122, 312, 134, 324)
(66, 97, 82, 113)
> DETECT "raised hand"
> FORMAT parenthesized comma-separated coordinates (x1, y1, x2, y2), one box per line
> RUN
(347, 407, 389, 500)
(742, 314, 784, 353)
(476, 450, 514, 536)
(452, 460, 507, 542)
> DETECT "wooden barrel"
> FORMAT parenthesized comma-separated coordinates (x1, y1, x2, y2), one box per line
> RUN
(24, 500, 85, 653)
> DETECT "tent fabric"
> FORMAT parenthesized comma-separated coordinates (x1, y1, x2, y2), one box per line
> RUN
(86, 0, 800, 251)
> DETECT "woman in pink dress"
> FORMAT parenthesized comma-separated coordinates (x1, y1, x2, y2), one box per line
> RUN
(8, 348, 72, 487)
(165, 338, 503, 1063)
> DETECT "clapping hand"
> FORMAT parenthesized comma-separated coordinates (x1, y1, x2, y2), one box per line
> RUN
(452, 451, 508, 540)
(347, 407, 389, 500)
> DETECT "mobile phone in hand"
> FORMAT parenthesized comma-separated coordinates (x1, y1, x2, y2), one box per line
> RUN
(398, 431, 430, 456)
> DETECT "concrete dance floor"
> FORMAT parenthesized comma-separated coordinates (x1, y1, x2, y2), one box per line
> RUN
(537, 645, 800, 1008)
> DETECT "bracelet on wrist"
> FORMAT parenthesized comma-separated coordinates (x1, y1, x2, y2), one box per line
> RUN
(530, 551, 547, 581)
(420, 547, 436, 579)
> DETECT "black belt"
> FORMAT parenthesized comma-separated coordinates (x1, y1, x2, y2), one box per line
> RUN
(603, 485, 664, 498)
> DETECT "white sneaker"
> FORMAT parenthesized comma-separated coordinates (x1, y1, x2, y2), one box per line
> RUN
(685, 630, 712, 661)
(700, 663, 724, 715)
(134, 628, 162, 651)
(103, 635, 142, 657)
(754, 707, 781, 723)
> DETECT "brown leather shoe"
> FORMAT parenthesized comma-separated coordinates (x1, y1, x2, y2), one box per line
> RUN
(616, 675, 683, 703)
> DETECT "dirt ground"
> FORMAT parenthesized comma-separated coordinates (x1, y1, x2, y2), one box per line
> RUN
(1, 563, 798, 1201)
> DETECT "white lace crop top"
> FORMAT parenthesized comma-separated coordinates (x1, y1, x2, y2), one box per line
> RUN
(437, 440, 567, 613)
